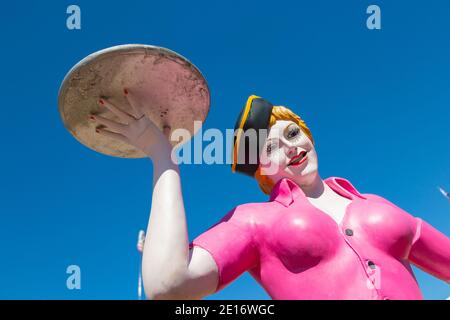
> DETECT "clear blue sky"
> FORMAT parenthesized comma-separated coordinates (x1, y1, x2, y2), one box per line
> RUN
(0, 0, 449, 299)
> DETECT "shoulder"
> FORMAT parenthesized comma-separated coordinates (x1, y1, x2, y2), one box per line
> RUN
(362, 193, 416, 219)
(362, 193, 393, 203)
(362, 193, 404, 209)
(221, 200, 279, 229)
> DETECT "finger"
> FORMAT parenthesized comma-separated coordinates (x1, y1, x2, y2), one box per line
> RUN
(95, 128, 129, 144)
(90, 114, 126, 133)
(162, 125, 171, 139)
(123, 88, 144, 118)
(98, 98, 134, 123)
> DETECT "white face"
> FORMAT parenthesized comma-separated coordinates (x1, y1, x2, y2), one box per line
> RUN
(259, 120, 319, 187)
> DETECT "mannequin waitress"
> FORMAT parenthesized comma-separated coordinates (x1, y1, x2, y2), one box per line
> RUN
(90, 92, 450, 299)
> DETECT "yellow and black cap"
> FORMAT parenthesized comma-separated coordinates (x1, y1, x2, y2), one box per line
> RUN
(231, 95, 274, 176)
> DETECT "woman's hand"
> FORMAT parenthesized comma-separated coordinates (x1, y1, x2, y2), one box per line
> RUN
(89, 88, 172, 160)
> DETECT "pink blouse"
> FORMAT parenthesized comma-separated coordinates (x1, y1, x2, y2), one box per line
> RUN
(191, 177, 450, 299)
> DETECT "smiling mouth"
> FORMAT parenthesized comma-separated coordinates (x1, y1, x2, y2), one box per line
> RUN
(287, 151, 308, 167)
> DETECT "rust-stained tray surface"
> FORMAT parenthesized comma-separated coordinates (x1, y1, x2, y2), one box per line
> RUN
(58, 44, 210, 158)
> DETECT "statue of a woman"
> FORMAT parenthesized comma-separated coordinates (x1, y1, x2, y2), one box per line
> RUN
(90, 91, 450, 299)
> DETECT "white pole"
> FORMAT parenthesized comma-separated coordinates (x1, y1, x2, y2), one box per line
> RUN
(438, 186, 450, 201)
(137, 230, 145, 300)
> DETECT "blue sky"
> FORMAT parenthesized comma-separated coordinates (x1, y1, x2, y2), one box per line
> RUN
(0, 0, 449, 299)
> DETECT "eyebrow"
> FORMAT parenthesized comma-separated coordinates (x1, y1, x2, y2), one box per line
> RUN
(285, 123, 296, 130)
(266, 123, 297, 144)
(284, 123, 299, 134)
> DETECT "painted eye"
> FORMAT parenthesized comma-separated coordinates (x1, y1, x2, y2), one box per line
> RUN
(286, 126, 300, 139)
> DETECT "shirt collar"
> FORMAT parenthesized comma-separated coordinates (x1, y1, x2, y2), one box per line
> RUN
(269, 176, 366, 207)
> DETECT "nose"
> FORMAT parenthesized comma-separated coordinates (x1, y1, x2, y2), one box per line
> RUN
(286, 146, 297, 158)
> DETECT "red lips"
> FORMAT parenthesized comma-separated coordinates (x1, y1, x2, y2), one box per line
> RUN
(287, 151, 308, 167)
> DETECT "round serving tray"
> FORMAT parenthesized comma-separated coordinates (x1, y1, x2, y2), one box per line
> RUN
(58, 44, 210, 158)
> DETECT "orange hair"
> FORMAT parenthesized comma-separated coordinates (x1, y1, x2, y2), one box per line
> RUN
(254, 106, 314, 195)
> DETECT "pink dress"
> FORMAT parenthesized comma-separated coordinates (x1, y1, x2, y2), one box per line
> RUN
(190, 177, 450, 299)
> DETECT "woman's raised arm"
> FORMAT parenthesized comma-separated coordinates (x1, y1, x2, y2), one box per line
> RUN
(90, 89, 219, 299)
(142, 153, 219, 299)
